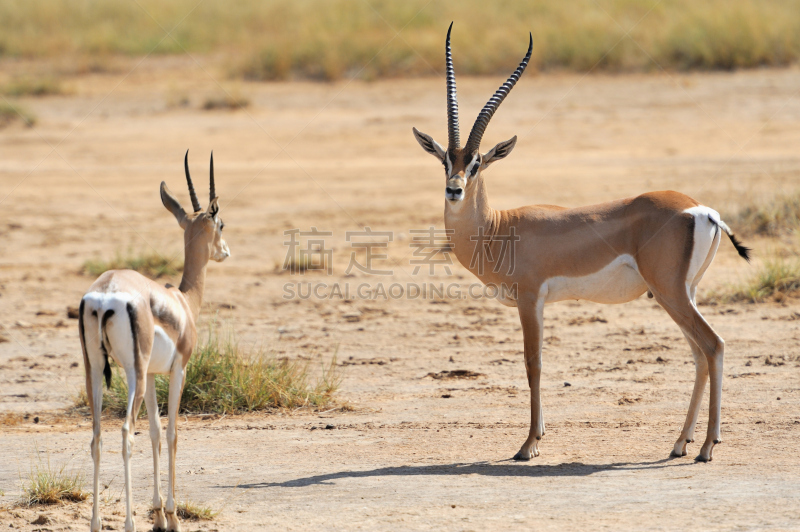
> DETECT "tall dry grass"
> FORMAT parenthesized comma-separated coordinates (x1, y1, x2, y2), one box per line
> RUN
(77, 324, 341, 417)
(731, 192, 800, 236)
(20, 451, 88, 506)
(81, 249, 183, 279)
(705, 258, 800, 304)
(2, 1, 800, 79)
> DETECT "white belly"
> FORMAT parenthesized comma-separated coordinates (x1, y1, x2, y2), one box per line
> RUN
(543, 254, 647, 304)
(148, 325, 177, 374)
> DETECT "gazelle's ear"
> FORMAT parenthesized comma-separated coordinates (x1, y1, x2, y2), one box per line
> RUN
(160, 182, 188, 229)
(412, 127, 446, 163)
(481, 136, 517, 169)
(206, 196, 220, 219)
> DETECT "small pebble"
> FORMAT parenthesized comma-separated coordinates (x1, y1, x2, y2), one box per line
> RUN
(564, 382, 572, 387)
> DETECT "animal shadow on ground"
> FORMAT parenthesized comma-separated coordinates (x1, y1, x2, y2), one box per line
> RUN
(222, 458, 691, 489)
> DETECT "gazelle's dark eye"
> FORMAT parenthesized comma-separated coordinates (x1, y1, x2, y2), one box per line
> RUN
(220, 221, 225, 232)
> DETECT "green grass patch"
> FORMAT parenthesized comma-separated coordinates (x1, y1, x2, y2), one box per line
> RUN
(20, 452, 88, 506)
(77, 325, 341, 417)
(731, 192, 800, 236)
(0, 102, 35, 128)
(2, 1, 800, 78)
(82, 249, 182, 279)
(2, 77, 63, 97)
(706, 258, 800, 304)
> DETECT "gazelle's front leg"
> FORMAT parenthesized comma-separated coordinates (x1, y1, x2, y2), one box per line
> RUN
(144, 374, 167, 531)
(514, 294, 545, 461)
(671, 333, 708, 458)
(165, 362, 185, 532)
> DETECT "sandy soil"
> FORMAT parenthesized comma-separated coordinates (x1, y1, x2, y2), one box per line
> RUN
(1, 58, 799, 530)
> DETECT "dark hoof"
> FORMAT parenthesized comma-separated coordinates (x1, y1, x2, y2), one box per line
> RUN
(694, 454, 711, 463)
(669, 450, 686, 458)
(513, 452, 531, 461)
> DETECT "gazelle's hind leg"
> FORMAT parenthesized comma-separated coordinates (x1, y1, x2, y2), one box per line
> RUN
(107, 303, 149, 532)
(670, 332, 708, 457)
(649, 289, 724, 462)
(145, 374, 167, 531)
(668, 213, 723, 460)
(80, 302, 105, 532)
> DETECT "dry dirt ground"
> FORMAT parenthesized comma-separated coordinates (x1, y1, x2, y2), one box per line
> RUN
(1, 58, 799, 530)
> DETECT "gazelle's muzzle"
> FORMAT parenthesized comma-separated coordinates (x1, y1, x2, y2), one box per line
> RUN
(213, 240, 230, 262)
(446, 176, 466, 202)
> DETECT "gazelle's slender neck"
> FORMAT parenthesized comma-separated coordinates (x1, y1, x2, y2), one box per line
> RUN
(444, 177, 504, 273)
(444, 177, 496, 232)
(178, 244, 208, 320)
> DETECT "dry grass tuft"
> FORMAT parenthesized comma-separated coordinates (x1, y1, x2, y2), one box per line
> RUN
(732, 192, 800, 236)
(0, 102, 35, 128)
(20, 453, 88, 506)
(201, 93, 250, 111)
(2, 77, 63, 97)
(0, 413, 24, 426)
(704, 259, 800, 304)
(177, 500, 218, 521)
(77, 324, 341, 417)
(3, 1, 800, 79)
(81, 249, 182, 279)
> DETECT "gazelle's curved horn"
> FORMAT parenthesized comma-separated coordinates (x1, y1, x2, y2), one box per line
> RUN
(209, 151, 216, 201)
(184, 150, 202, 212)
(445, 22, 460, 151)
(464, 33, 532, 154)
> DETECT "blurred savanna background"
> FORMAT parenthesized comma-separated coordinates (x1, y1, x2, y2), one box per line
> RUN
(1, 1, 800, 530)
(5, 0, 800, 77)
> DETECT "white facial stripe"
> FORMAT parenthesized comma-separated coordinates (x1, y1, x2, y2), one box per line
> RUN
(468, 154, 480, 177)
(445, 153, 453, 176)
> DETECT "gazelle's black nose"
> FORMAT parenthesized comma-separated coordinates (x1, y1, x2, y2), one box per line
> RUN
(445, 187, 463, 199)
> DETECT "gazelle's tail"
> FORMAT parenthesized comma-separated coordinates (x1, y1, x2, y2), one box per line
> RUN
(708, 214, 751, 263)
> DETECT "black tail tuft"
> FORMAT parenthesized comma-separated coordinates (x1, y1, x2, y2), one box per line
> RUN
(103, 355, 112, 388)
(727, 232, 751, 263)
(100, 309, 115, 388)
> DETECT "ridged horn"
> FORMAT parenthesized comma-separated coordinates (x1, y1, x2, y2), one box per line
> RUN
(209, 151, 216, 201)
(184, 149, 202, 212)
(464, 33, 532, 154)
(445, 22, 460, 151)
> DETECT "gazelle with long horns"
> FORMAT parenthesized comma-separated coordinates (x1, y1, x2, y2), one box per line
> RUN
(413, 23, 750, 463)
(79, 152, 229, 532)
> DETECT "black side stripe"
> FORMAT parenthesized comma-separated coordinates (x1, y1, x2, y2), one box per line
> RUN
(78, 299, 89, 375)
(126, 302, 139, 365)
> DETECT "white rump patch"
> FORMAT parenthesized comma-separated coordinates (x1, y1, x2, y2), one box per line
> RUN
(81, 291, 139, 371)
(542, 254, 647, 304)
(683, 206, 723, 301)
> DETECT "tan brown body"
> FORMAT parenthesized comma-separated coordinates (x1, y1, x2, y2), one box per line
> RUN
(448, 189, 698, 299)
(79, 153, 229, 532)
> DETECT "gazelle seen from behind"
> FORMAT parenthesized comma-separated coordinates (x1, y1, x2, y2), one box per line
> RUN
(79, 151, 229, 532)
(413, 24, 750, 463)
